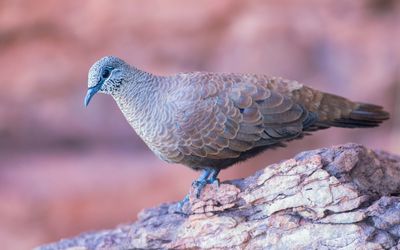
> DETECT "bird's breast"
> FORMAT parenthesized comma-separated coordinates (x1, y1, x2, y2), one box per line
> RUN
(114, 92, 186, 163)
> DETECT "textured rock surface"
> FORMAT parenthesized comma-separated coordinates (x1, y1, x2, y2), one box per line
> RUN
(38, 143, 400, 250)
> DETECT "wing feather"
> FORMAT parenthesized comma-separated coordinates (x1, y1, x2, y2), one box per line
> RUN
(166, 73, 317, 163)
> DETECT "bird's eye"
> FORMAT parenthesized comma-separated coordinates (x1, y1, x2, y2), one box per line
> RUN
(102, 69, 111, 78)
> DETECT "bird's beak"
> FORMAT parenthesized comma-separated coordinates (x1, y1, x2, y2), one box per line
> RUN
(84, 86, 99, 107)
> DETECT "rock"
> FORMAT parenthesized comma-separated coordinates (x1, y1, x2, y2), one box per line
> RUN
(37, 143, 400, 249)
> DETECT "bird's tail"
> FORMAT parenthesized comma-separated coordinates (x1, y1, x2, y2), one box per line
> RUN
(313, 92, 390, 128)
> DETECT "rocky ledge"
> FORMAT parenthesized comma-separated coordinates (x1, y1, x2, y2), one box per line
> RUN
(38, 143, 400, 250)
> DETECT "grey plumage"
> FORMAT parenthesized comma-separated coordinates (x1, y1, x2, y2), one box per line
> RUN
(85, 56, 389, 185)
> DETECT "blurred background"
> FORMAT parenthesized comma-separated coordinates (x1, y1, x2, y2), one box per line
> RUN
(0, 0, 399, 249)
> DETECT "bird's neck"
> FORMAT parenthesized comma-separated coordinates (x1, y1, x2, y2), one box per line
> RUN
(111, 68, 165, 137)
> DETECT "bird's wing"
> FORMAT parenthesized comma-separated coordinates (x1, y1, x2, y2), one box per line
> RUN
(163, 72, 317, 162)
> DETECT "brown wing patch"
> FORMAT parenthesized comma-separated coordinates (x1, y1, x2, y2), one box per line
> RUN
(166, 73, 313, 163)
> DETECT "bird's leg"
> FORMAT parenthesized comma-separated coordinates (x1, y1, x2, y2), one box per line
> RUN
(192, 168, 213, 198)
(177, 168, 213, 211)
(206, 169, 220, 187)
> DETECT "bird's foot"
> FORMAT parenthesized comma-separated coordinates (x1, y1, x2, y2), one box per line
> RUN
(207, 177, 220, 188)
(176, 194, 189, 212)
(207, 169, 220, 188)
(175, 168, 221, 214)
(192, 168, 221, 198)
(192, 179, 208, 198)
(177, 177, 219, 209)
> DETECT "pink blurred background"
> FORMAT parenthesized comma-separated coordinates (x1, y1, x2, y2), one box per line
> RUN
(0, 0, 399, 249)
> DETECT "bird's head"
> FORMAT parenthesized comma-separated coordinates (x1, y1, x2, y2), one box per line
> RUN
(84, 56, 131, 107)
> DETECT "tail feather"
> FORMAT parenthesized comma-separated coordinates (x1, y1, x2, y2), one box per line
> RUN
(293, 86, 389, 130)
(319, 102, 389, 128)
(350, 103, 390, 121)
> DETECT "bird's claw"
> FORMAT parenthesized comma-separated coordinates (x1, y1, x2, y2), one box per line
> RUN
(207, 177, 220, 188)
(177, 194, 189, 212)
(177, 168, 221, 209)
(192, 180, 208, 198)
(192, 178, 220, 198)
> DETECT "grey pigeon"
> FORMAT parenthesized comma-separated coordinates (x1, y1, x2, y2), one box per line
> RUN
(84, 56, 389, 204)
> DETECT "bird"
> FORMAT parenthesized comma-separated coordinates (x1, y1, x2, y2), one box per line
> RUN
(84, 56, 389, 206)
